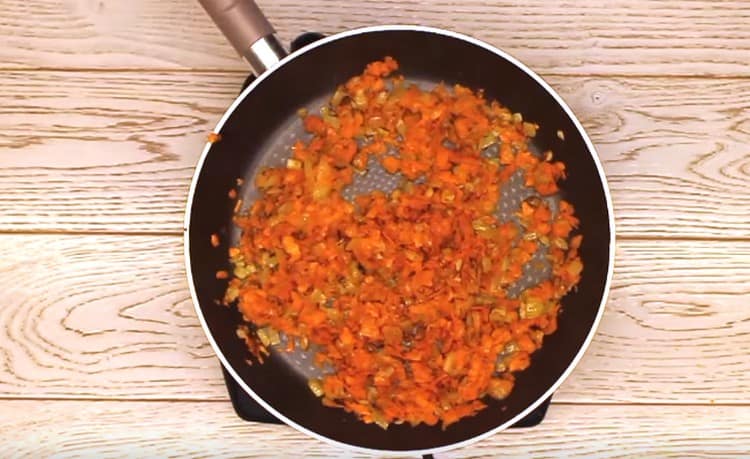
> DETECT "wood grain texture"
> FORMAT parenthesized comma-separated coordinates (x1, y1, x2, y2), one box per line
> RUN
(0, 400, 748, 458)
(0, 234, 224, 399)
(0, 70, 234, 234)
(1, 234, 748, 403)
(2, 71, 750, 238)
(2, 0, 750, 76)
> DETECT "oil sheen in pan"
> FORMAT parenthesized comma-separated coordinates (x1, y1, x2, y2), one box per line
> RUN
(229, 78, 558, 381)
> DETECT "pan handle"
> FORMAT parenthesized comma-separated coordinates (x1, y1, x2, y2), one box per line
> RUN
(198, 0, 287, 75)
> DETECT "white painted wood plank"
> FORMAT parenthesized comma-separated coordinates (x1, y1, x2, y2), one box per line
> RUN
(2, 0, 749, 76)
(0, 400, 747, 458)
(0, 234, 748, 403)
(1, 71, 749, 238)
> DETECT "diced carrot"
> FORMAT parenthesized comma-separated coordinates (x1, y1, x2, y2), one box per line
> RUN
(381, 156, 400, 174)
(303, 115, 326, 134)
(223, 57, 582, 430)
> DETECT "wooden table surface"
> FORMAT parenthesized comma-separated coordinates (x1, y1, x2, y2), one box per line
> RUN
(2, 0, 749, 457)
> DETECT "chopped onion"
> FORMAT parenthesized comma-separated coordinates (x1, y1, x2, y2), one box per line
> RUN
(308, 378, 325, 397)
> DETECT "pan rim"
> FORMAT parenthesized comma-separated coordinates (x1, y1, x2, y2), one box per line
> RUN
(184, 24, 616, 456)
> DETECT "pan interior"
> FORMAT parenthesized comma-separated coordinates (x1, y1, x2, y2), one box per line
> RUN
(230, 76, 555, 381)
(188, 27, 611, 452)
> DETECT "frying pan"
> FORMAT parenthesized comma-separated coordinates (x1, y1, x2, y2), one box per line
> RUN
(185, 0, 615, 455)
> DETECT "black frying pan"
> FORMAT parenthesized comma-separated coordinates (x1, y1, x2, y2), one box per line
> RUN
(185, 1, 614, 455)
